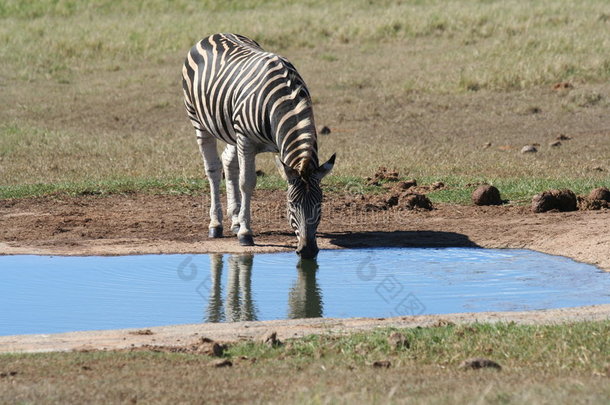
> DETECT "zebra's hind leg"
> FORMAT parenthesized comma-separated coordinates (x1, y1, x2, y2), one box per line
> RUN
(236, 137, 257, 246)
(221, 144, 241, 235)
(196, 129, 224, 238)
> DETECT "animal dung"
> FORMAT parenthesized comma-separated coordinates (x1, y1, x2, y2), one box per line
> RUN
(459, 358, 502, 371)
(578, 187, 610, 210)
(531, 189, 577, 213)
(403, 193, 433, 210)
(319, 126, 331, 135)
(471, 185, 502, 206)
(588, 187, 610, 202)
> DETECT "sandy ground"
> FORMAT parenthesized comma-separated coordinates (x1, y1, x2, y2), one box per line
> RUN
(1, 191, 609, 352)
(1, 305, 609, 354)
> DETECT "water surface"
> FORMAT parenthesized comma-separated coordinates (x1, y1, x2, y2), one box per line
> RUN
(1, 248, 609, 336)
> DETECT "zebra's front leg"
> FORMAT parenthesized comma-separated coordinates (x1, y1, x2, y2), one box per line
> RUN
(196, 130, 224, 238)
(236, 139, 257, 246)
(221, 145, 241, 235)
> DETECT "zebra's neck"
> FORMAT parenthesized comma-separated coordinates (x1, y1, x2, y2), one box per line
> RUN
(271, 88, 319, 173)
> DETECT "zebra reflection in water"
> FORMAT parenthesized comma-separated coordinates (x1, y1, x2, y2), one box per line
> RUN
(204, 254, 322, 322)
(288, 259, 323, 319)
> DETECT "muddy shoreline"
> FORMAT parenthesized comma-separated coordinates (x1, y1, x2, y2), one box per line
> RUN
(1, 192, 609, 270)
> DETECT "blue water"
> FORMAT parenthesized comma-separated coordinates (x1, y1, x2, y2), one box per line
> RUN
(1, 248, 609, 336)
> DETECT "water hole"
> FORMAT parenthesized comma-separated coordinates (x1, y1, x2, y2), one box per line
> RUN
(1, 248, 609, 336)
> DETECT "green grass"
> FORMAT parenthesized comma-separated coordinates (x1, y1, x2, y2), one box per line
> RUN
(2, 174, 605, 204)
(1, 321, 609, 403)
(227, 321, 610, 371)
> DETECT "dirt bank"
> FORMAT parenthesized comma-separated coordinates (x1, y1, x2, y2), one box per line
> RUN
(1, 191, 609, 270)
(1, 304, 609, 354)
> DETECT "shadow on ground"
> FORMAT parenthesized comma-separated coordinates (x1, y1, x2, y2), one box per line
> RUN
(322, 230, 480, 249)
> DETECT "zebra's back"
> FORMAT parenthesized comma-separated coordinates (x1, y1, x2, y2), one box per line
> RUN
(182, 33, 318, 169)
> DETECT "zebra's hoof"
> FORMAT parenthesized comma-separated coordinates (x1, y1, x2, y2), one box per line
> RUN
(208, 227, 223, 238)
(238, 234, 254, 246)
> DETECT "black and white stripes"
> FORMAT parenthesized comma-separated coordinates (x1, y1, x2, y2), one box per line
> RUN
(182, 33, 335, 258)
(183, 33, 319, 172)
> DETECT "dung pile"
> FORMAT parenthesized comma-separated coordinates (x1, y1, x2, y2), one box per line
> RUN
(531, 189, 577, 213)
(361, 190, 433, 212)
(578, 187, 610, 210)
(366, 167, 399, 186)
(403, 193, 433, 210)
(360, 168, 435, 211)
(472, 185, 502, 206)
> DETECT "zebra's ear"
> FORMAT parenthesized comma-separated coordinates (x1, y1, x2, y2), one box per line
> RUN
(274, 156, 300, 182)
(315, 153, 336, 179)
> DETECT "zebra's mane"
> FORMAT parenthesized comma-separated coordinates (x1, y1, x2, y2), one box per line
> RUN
(278, 64, 319, 174)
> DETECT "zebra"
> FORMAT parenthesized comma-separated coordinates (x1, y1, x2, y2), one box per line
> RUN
(182, 33, 336, 259)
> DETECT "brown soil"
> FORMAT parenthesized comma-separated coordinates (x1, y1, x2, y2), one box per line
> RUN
(1, 191, 609, 271)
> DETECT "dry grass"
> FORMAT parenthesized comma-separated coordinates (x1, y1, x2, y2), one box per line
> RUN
(1, 322, 609, 404)
(0, 0, 609, 197)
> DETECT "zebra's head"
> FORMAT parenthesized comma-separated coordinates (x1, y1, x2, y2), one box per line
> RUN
(275, 154, 336, 259)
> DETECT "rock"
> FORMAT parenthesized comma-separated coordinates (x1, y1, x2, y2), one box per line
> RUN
(520, 145, 538, 154)
(430, 181, 445, 190)
(556, 134, 571, 141)
(319, 126, 331, 135)
(403, 193, 433, 210)
(260, 331, 282, 347)
(372, 360, 392, 368)
(387, 332, 409, 350)
(471, 185, 502, 206)
(532, 189, 577, 213)
(482, 142, 492, 149)
(549, 141, 561, 147)
(459, 358, 502, 370)
(589, 187, 610, 202)
(211, 359, 233, 368)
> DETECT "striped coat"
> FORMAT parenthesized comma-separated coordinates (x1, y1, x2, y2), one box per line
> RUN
(182, 33, 335, 258)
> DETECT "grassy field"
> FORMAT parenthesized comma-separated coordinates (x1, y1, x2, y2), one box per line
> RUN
(1, 321, 609, 403)
(0, 0, 609, 201)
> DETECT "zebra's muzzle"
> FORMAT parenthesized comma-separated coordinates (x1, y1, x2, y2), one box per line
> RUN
(296, 239, 319, 259)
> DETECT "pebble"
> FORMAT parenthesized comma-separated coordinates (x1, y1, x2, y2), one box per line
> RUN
(520, 145, 537, 154)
